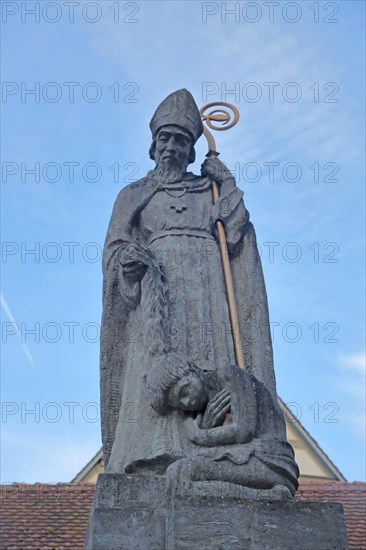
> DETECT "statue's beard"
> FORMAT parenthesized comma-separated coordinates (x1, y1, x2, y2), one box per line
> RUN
(153, 162, 187, 185)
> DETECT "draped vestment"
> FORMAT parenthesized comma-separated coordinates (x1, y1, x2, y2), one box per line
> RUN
(100, 171, 278, 474)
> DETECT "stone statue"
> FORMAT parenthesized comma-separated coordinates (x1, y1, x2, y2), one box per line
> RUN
(147, 353, 298, 497)
(86, 90, 350, 549)
(100, 89, 298, 495)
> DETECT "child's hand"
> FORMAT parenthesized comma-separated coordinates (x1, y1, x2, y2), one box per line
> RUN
(200, 389, 231, 429)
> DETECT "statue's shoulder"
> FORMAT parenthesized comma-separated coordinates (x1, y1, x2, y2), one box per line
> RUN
(115, 175, 152, 203)
(219, 363, 260, 390)
(218, 363, 243, 386)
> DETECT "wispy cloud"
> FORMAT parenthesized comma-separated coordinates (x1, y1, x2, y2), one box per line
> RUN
(338, 353, 366, 402)
(1, 293, 35, 368)
(334, 352, 366, 439)
(339, 353, 366, 373)
(86, 4, 362, 166)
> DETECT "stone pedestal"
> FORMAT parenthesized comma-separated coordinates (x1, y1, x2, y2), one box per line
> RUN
(85, 474, 349, 550)
(85, 474, 166, 550)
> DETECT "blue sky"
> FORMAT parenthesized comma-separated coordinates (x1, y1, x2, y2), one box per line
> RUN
(1, 0, 365, 483)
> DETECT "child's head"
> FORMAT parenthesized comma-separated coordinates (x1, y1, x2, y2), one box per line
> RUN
(146, 352, 208, 415)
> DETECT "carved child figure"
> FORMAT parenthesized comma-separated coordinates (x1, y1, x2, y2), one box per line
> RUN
(147, 352, 299, 497)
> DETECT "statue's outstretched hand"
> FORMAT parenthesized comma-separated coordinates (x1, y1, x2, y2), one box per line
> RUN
(200, 388, 231, 429)
(201, 158, 235, 187)
(120, 243, 149, 282)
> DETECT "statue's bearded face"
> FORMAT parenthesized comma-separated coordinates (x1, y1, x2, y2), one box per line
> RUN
(154, 125, 193, 174)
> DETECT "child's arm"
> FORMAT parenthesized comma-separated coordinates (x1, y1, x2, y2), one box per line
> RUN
(185, 366, 258, 447)
(185, 416, 253, 447)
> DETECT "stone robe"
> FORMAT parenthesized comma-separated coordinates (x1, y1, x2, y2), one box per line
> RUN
(101, 170, 278, 474)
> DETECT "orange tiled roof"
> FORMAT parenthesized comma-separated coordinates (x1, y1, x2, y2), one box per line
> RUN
(0, 481, 364, 549)
(297, 481, 366, 550)
(0, 483, 94, 549)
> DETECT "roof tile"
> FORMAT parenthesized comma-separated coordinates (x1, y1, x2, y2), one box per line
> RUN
(0, 481, 364, 549)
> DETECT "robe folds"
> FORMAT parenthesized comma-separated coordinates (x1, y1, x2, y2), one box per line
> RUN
(100, 170, 279, 474)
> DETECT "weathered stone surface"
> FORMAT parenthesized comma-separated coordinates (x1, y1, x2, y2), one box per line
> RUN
(85, 474, 349, 550)
(170, 493, 348, 549)
(85, 474, 166, 550)
(99, 89, 298, 496)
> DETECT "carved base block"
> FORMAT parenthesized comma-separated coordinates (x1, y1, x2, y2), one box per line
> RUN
(85, 473, 348, 550)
